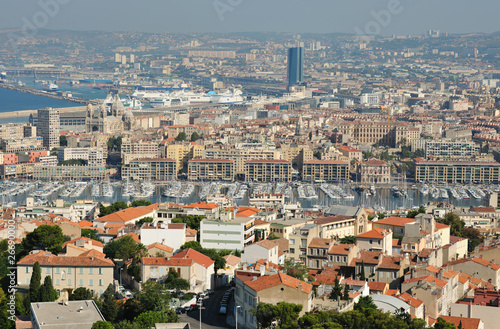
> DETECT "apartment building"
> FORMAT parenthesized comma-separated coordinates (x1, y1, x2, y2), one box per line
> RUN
(58, 147, 105, 166)
(200, 217, 255, 250)
(121, 138, 161, 165)
(302, 160, 349, 181)
(166, 125, 198, 140)
(415, 159, 500, 183)
(312, 215, 356, 239)
(37, 108, 60, 150)
(33, 165, 106, 180)
(0, 136, 45, 153)
(356, 228, 393, 255)
(188, 158, 234, 181)
(17, 250, 114, 298)
(0, 122, 35, 140)
(245, 159, 292, 182)
(280, 146, 313, 170)
(425, 139, 480, 159)
(338, 121, 420, 147)
(360, 159, 391, 185)
(121, 158, 177, 181)
(288, 224, 321, 263)
(163, 143, 204, 172)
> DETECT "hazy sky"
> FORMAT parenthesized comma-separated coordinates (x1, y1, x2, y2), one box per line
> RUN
(1, 0, 499, 35)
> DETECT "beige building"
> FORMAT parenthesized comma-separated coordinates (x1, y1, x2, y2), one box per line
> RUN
(302, 160, 349, 181)
(245, 159, 292, 182)
(280, 146, 313, 170)
(203, 147, 281, 176)
(339, 121, 420, 147)
(356, 228, 393, 255)
(17, 250, 114, 298)
(37, 108, 60, 150)
(33, 164, 106, 180)
(122, 158, 177, 181)
(288, 224, 321, 263)
(188, 159, 234, 181)
(121, 138, 161, 165)
(1, 136, 45, 153)
(163, 143, 204, 173)
(234, 272, 312, 329)
(360, 159, 391, 185)
(415, 159, 500, 183)
(312, 215, 356, 239)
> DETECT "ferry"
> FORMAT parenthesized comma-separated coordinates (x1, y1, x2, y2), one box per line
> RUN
(44, 83, 59, 92)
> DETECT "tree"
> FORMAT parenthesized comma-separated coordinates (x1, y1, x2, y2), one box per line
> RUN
(283, 259, 309, 281)
(175, 132, 187, 141)
(164, 268, 189, 290)
(127, 257, 141, 281)
(100, 284, 118, 322)
(0, 287, 15, 329)
(191, 132, 201, 142)
(59, 136, 67, 147)
(407, 207, 425, 219)
(438, 213, 465, 237)
(309, 131, 313, 140)
(313, 150, 322, 160)
(92, 321, 114, 329)
(354, 296, 377, 311)
(339, 236, 356, 244)
(39, 276, 57, 302)
(135, 216, 153, 228)
(81, 229, 103, 242)
(330, 276, 342, 300)
(463, 227, 483, 252)
(69, 287, 94, 301)
(99, 201, 129, 217)
(274, 302, 303, 329)
(252, 303, 276, 329)
(29, 261, 42, 303)
(342, 284, 349, 300)
(435, 317, 456, 329)
(130, 200, 152, 207)
(134, 310, 179, 328)
(137, 281, 171, 313)
(19, 225, 68, 257)
(378, 213, 386, 220)
(359, 261, 366, 281)
(103, 236, 147, 260)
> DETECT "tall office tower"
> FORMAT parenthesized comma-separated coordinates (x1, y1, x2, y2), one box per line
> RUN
(37, 108, 60, 150)
(287, 47, 304, 88)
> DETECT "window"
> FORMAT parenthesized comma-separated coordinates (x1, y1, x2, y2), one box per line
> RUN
(369, 239, 373, 244)
(79, 268, 84, 274)
(26, 267, 30, 273)
(378, 240, 381, 245)
(68, 279, 72, 286)
(46, 268, 50, 274)
(290, 239, 295, 244)
(99, 279, 103, 286)
(89, 279, 94, 286)
(79, 279, 84, 286)
(98, 268, 103, 275)
(55, 267, 60, 274)
(67, 268, 72, 274)
(89, 268, 94, 275)
(290, 248, 295, 254)
(56, 279, 60, 286)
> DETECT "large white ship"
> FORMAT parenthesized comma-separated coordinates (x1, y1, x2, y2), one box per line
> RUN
(210, 89, 244, 104)
(149, 96, 189, 108)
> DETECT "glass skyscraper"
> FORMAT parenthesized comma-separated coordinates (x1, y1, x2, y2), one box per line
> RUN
(287, 47, 304, 88)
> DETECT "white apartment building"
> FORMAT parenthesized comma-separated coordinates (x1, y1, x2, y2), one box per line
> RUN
(200, 217, 255, 250)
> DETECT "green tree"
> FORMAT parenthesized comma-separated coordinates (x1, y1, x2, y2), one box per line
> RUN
(274, 302, 303, 329)
(438, 213, 465, 237)
(175, 132, 187, 141)
(134, 310, 179, 328)
(378, 213, 386, 220)
(359, 261, 366, 281)
(0, 287, 15, 329)
(127, 257, 141, 281)
(59, 136, 67, 147)
(463, 227, 483, 252)
(354, 296, 377, 311)
(99, 201, 129, 217)
(19, 225, 68, 257)
(135, 216, 153, 228)
(103, 236, 147, 260)
(164, 268, 190, 290)
(69, 287, 94, 301)
(330, 276, 342, 300)
(283, 259, 309, 281)
(137, 281, 171, 313)
(313, 150, 322, 160)
(179, 241, 202, 251)
(100, 284, 118, 322)
(29, 261, 42, 303)
(39, 276, 57, 302)
(251, 303, 276, 329)
(407, 207, 425, 219)
(81, 229, 103, 242)
(339, 236, 356, 244)
(342, 284, 349, 300)
(130, 200, 152, 207)
(191, 132, 201, 142)
(435, 317, 456, 329)
(91, 321, 114, 329)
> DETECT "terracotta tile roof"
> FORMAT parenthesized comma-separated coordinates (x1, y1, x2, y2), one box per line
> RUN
(185, 228, 197, 236)
(236, 207, 261, 217)
(78, 220, 94, 228)
(365, 159, 387, 165)
(170, 248, 215, 268)
(378, 256, 402, 270)
(18, 250, 113, 267)
(402, 275, 448, 288)
(253, 218, 270, 227)
(62, 237, 103, 248)
(450, 236, 465, 244)
(223, 254, 241, 266)
(435, 223, 449, 230)
(368, 281, 388, 292)
(446, 257, 500, 271)
(356, 228, 388, 239)
(399, 292, 423, 308)
(313, 215, 352, 225)
(272, 238, 289, 254)
(392, 239, 402, 247)
(308, 238, 332, 249)
(245, 272, 312, 294)
(374, 216, 415, 227)
(418, 248, 433, 258)
(94, 204, 159, 223)
(256, 239, 278, 250)
(183, 202, 218, 210)
(313, 266, 341, 285)
(386, 289, 398, 296)
(342, 278, 367, 286)
(147, 243, 174, 253)
(79, 249, 107, 259)
(426, 265, 441, 274)
(115, 232, 140, 244)
(351, 250, 382, 265)
(141, 257, 193, 266)
(440, 316, 482, 329)
(472, 207, 495, 213)
(328, 244, 354, 255)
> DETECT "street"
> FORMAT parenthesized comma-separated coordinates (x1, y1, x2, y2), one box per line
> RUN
(179, 288, 234, 329)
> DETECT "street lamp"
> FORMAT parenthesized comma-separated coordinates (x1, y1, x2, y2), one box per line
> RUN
(120, 267, 123, 286)
(235, 305, 241, 329)
(198, 298, 203, 329)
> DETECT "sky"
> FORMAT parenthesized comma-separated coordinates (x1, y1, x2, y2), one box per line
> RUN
(1, 0, 499, 36)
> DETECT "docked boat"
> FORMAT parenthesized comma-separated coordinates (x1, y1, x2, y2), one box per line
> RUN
(44, 83, 58, 92)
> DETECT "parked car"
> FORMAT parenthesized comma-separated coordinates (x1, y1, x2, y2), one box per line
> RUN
(205, 289, 214, 295)
(175, 307, 185, 314)
(219, 305, 227, 315)
(124, 291, 133, 298)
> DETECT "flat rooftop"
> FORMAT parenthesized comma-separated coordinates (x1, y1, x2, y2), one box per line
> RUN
(31, 300, 105, 329)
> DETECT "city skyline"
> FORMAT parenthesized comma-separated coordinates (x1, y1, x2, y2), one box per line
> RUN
(1, 0, 500, 36)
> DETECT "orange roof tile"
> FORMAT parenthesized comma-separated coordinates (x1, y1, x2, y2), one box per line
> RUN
(147, 243, 174, 253)
(399, 292, 424, 308)
(440, 316, 482, 329)
(356, 228, 388, 239)
(402, 275, 448, 288)
(95, 204, 159, 223)
(368, 281, 388, 292)
(62, 237, 103, 248)
(183, 202, 218, 210)
(328, 244, 355, 255)
(245, 272, 312, 294)
(374, 216, 415, 227)
(170, 248, 215, 268)
(18, 250, 113, 267)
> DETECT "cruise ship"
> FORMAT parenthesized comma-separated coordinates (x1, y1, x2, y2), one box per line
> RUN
(210, 89, 244, 104)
